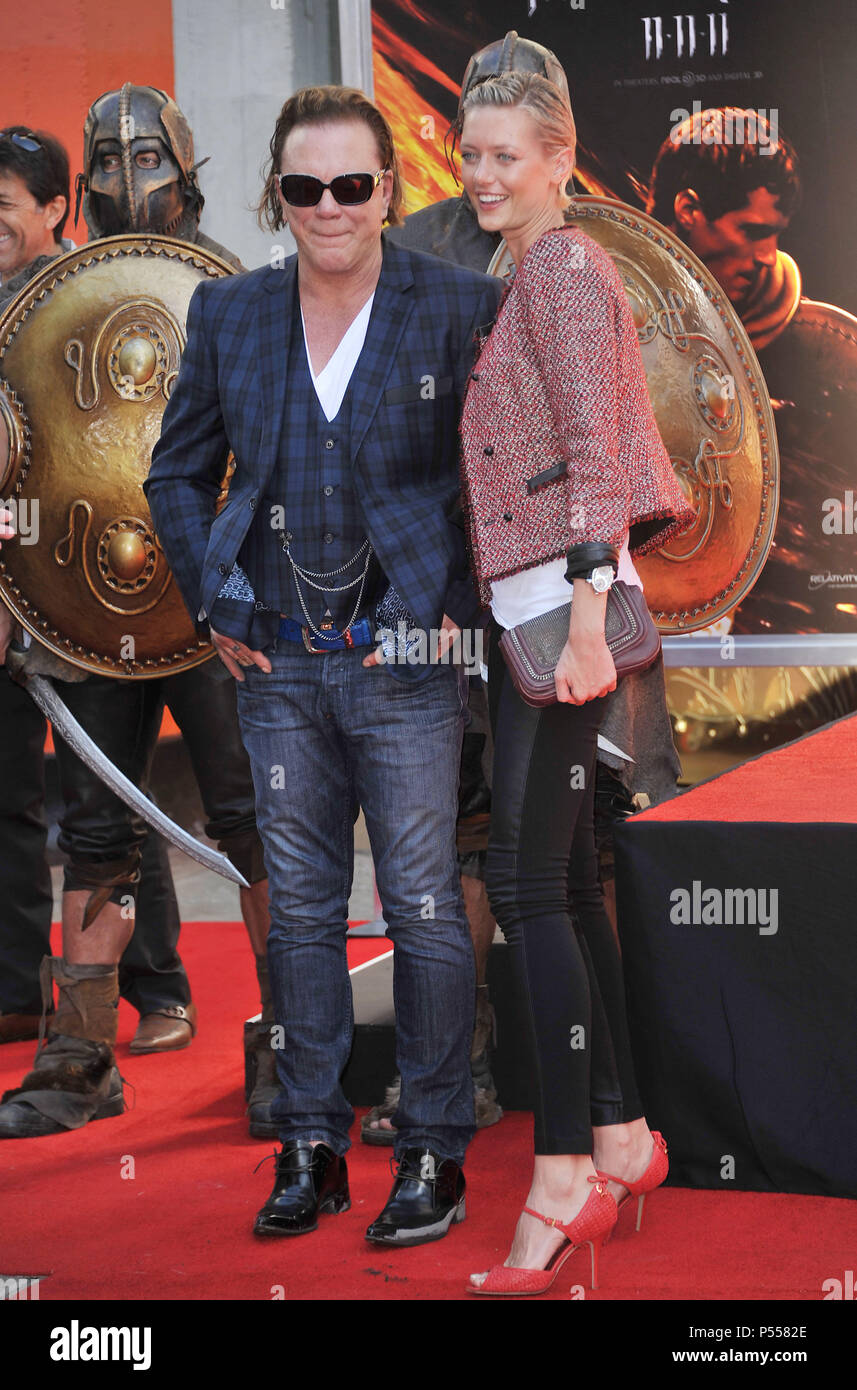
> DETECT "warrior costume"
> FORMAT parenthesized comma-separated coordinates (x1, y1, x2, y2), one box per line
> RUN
(0, 87, 275, 1139)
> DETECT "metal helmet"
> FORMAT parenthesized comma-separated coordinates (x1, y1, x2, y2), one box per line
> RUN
(78, 83, 206, 240)
(458, 30, 570, 116)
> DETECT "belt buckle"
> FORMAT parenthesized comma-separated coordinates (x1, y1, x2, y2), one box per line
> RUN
(302, 621, 337, 654)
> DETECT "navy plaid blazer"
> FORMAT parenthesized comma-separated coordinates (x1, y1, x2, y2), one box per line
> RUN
(145, 235, 502, 640)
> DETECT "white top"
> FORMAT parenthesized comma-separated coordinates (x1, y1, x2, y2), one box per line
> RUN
(301, 293, 375, 422)
(490, 536, 642, 630)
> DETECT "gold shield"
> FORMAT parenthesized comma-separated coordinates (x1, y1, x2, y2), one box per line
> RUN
(0, 234, 236, 677)
(487, 197, 780, 633)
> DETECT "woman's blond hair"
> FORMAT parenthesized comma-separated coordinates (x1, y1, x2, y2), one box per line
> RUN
(460, 71, 576, 206)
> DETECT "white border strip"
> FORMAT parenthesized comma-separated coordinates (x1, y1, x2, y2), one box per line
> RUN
(348, 948, 394, 976)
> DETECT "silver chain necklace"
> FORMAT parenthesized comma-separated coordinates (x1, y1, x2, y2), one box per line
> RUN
(282, 534, 374, 639)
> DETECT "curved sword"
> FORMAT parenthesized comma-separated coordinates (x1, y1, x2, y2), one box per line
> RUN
(12, 657, 249, 889)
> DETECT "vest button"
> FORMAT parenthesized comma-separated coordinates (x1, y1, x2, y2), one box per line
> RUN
(323, 485, 334, 497)
(323, 532, 334, 544)
(503, 511, 513, 522)
(325, 439, 335, 449)
(484, 445, 494, 457)
(249, 496, 257, 510)
(218, 563, 228, 575)
(471, 372, 481, 382)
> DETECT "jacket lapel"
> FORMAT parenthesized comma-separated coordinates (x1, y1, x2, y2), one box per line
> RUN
(348, 237, 415, 459)
(255, 258, 297, 482)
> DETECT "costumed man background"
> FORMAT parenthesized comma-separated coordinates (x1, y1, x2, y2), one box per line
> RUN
(0, 89, 278, 1140)
(360, 31, 685, 1145)
(648, 106, 857, 638)
(0, 129, 204, 1058)
(0, 128, 69, 1044)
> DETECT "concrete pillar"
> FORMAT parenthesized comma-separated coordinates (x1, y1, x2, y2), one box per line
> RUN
(171, 0, 345, 268)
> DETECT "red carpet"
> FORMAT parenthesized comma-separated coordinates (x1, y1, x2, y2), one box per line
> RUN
(644, 710, 857, 823)
(1, 922, 854, 1301)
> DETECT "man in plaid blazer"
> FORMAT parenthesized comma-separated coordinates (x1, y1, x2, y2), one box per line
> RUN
(146, 86, 501, 1248)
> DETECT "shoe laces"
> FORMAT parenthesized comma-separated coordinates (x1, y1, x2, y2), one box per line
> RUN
(388, 1152, 443, 1186)
(253, 1144, 317, 1177)
(119, 1072, 136, 1111)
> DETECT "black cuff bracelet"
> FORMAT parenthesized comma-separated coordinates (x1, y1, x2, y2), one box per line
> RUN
(564, 542, 620, 583)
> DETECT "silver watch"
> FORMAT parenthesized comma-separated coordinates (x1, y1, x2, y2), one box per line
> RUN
(586, 565, 615, 594)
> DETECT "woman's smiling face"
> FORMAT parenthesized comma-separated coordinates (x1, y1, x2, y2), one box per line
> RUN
(459, 104, 572, 240)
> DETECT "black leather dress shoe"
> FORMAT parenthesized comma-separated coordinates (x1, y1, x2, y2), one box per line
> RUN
(253, 1141, 350, 1237)
(365, 1147, 466, 1247)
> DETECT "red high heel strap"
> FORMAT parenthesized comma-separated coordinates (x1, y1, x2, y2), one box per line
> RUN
(596, 1132, 668, 1194)
(522, 1176, 611, 1234)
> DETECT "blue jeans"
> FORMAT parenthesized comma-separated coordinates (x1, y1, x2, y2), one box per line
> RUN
(236, 640, 475, 1163)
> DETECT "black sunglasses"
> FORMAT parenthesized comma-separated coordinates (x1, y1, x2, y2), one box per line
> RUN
(0, 130, 43, 153)
(278, 169, 387, 207)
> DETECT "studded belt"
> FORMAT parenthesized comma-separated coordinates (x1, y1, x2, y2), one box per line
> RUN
(278, 616, 375, 652)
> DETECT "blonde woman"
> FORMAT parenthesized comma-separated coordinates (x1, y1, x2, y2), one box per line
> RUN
(458, 72, 693, 1296)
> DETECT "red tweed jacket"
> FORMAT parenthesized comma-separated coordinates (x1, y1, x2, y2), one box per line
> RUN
(460, 225, 694, 605)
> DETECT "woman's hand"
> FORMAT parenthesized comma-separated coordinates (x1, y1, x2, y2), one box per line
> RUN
(554, 579, 617, 705)
(554, 632, 616, 704)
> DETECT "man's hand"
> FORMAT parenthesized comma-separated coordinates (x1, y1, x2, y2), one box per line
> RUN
(209, 626, 272, 682)
(0, 603, 13, 667)
(362, 612, 462, 668)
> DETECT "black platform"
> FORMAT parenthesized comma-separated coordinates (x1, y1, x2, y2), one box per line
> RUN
(613, 723, 857, 1198)
(342, 940, 536, 1111)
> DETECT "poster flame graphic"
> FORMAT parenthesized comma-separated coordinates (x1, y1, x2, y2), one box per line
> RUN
(372, 10, 460, 214)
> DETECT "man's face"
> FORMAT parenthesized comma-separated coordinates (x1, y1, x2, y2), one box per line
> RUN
(0, 169, 65, 278)
(676, 185, 790, 308)
(89, 137, 184, 234)
(278, 120, 391, 278)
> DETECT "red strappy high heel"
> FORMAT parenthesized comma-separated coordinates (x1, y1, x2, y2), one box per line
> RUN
(597, 1131, 668, 1233)
(466, 1176, 618, 1297)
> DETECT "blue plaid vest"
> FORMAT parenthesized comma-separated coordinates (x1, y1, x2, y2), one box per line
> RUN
(210, 300, 381, 644)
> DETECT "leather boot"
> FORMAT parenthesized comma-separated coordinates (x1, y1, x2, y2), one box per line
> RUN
(471, 986, 503, 1128)
(0, 958, 123, 1138)
(365, 1147, 466, 1246)
(244, 1019, 281, 1139)
(253, 1142, 350, 1237)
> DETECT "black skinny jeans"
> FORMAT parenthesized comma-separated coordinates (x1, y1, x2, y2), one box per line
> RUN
(485, 621, 644, 1154)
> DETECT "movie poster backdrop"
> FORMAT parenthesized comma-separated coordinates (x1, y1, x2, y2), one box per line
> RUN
(371, 0, 857, 645)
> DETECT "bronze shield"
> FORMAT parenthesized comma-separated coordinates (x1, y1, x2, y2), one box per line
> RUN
(0, 234, 236, 676)
(487, 197, 780, 633)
